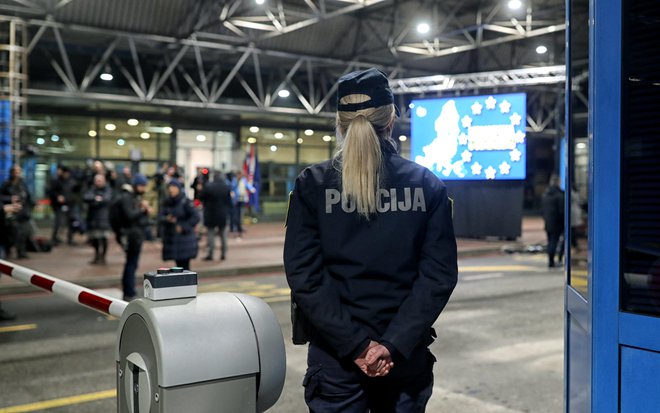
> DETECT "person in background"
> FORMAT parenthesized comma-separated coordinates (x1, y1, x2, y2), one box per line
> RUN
(117, 174, 153, 300)
(83, 173, 113, 265)
(159, 180, 199, 270)
(1, 166, 34, 259)
(542, 174, 565, 268)
(49, 166, 76, 246)
(232, 170, 255, 239)
(67, 166, 85, 243)
(0, 202, 17, 321)
(199, 171, 231, 261)
(227, 171, 239, 234)
(570, 186, 584, 250)
(48, 165, 65, 245)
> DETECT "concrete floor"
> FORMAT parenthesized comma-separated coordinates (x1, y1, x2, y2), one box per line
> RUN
(0, 253, 563, 412)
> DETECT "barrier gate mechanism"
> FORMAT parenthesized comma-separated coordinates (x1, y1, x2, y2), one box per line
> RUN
(0, 260, 286, 412)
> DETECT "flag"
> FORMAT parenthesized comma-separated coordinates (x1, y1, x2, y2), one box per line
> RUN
(243, 143, 261, 212)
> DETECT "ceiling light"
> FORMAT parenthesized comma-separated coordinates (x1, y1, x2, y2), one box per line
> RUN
(163, 126, 173, 134)
(297, 138, 304, 144)
(196, 134, 207, 142)
(117, 138, 125, 146)
(140, 132, 150, 139)
(399, 135, 408, 142)
(270, 145, 278, 152)
(255, 0, 265, 4)
(36, 137, 45, 145)
(100, 73, 113, 81)
(278, 89, 290, 98)
(249, 126, 259, 133)
(247, 137, 257, 144)
(576, 142, 587, 149)
(417, 23, 430, 34)
(51, 134, 60, 142)
(322, 135, 332, 142)
(127, 118, 139, 126)
(274, 132, 284, 139)
(508, 0, 522, 10)
(88, 130, 97, 137)
(536, 45, 548, 54)
(105, 123, 116, 131)
(304, 129, 314, 136)
(409, 103, 415, 109)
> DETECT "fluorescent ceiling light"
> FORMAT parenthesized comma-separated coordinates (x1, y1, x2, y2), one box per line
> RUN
(508, 0, 522, 10)
(417, 23, 430, 34)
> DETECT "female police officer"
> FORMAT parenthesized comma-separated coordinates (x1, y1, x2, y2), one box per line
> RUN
(284, 68, 458, 412)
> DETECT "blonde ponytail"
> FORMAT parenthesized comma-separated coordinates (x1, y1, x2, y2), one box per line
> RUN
(335, 94, 395, 218)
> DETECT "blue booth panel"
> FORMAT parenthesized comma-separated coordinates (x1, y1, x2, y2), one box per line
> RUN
(620, 346, 660, 412)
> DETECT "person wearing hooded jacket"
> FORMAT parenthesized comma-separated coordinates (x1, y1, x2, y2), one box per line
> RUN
(117, 174, 152, 300)
(159, 180, 200, 270)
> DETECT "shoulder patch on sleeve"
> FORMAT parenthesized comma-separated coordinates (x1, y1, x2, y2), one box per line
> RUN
(448, 197, 455, 218)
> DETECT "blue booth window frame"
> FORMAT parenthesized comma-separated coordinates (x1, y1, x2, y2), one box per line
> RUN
(589, 0, 620, 411)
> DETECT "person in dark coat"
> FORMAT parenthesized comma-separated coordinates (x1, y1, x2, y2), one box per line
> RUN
(199, 171, 231, 261)
(284, 68, 458, 412)
(83, 173, 113, 265)
(50, 166, 78, 245)
(117, 174, 153, 300)
(0, 202, 17, 321)
(542, 174, 565, 268)
(159, 180, 200, 270)
(1, 165, 34, 259)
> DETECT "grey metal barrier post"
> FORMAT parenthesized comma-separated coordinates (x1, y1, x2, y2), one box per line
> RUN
(115, 266, 286, 413)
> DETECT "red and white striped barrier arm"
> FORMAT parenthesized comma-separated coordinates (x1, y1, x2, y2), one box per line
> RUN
(0, 259, 127, 317)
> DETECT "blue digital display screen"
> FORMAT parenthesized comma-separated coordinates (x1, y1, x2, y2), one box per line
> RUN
(411, 93, 527, 180)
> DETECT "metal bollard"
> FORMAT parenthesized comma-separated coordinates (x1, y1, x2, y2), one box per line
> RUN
(116, 267, 286, 413)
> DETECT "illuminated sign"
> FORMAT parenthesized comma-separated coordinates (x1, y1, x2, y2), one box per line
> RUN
(411, 93, 527, 180)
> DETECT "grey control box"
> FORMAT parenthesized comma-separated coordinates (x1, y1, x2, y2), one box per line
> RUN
(143, 267, 197, 301)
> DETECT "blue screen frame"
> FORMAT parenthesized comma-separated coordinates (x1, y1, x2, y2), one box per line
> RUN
(411, 93, 527, 180)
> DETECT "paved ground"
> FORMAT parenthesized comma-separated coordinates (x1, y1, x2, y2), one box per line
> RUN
(0, 253, 563, 413)
(0, 217, 547, 295)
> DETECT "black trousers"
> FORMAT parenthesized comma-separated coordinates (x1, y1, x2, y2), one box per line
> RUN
(303, 340, 434, 413)
(546, 230, 563, 266)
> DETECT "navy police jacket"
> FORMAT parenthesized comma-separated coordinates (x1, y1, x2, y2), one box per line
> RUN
(284, 143, 458, 361)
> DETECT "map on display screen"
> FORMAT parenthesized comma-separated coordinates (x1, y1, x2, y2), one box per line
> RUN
(411, 93, 527, 180)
